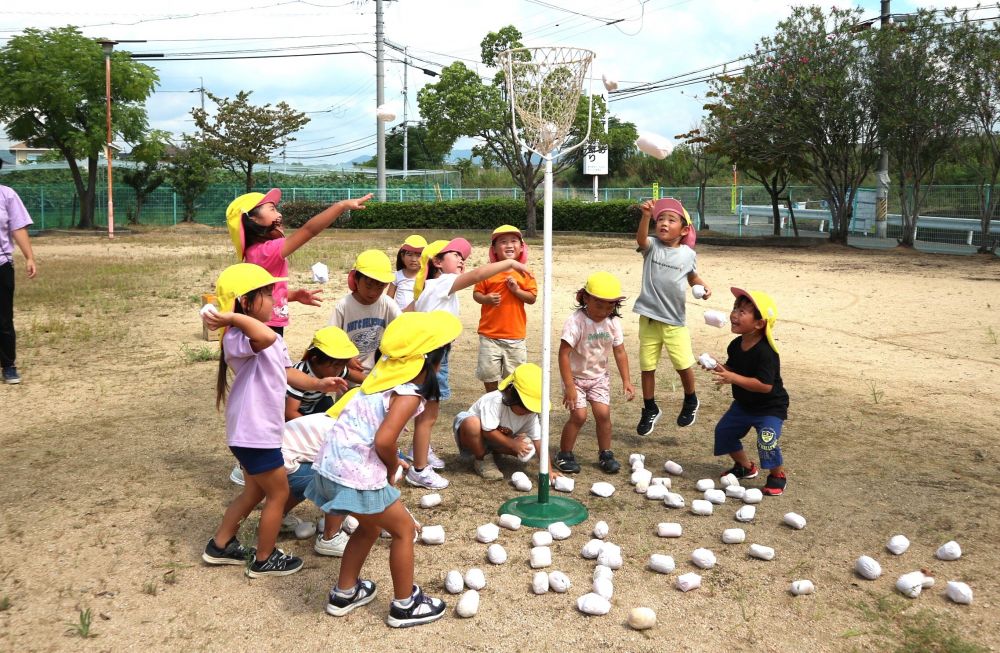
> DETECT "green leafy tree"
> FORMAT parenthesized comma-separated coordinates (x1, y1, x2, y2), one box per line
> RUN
(676, 118, 726, 230)
(192, 90, 309, 192)
(121, 130, 169, 224)
(874, 9, 968, 247)
(562, 114, 638, 184)
(165, 138, 219, 222)
(0, 26, 158, 229)
(418, 25, 601, 236)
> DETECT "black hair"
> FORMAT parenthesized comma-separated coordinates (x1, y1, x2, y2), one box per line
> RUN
(735, 295, 762, 320)
(501, 384, 526, 410)
(414, 344, 450, 401)
(241, 211, 273, 255)
(395, 248, 410, 271)
(354, 271, 387, 288)
(574, 288, 624, 319)
(215, 285, 270, 410)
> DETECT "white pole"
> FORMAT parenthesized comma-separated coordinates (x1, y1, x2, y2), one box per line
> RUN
(403, 46, 409, 178)
(375, 0, 386, 202)
(592, 174, 598, 202)
(539, 154, 554, 479)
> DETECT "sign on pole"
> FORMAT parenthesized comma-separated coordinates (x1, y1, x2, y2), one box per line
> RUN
(582, 142, 608, 175)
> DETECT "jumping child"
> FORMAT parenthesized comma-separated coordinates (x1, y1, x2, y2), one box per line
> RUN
(553, 272, 635, 474)
(473, 225, 537, 392)
(702, 288, 789, 496)
(388, 235, 426, 311)
(306, 311, 460, 627)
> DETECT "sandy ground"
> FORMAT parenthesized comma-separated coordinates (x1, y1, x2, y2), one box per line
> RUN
(2, 227, 999, 652)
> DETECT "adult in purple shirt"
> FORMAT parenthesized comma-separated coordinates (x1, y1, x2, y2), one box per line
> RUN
(0, 161, 38, 385)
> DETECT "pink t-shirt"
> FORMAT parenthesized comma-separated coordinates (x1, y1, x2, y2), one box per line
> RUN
(223, 326, 292, 448)
(560, 309, 624, 380)
(244, 238, 289, 327)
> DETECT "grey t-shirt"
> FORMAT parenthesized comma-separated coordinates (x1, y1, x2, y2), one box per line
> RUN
(632, 239, 697, 326)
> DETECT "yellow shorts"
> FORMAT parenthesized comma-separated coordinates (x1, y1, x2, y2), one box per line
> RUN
(638, 316, 695, 372)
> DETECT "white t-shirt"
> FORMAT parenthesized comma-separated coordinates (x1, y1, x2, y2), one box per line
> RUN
(329, 293, 401, 373)
(393, 269, 417, 310)
(467, 390, 540, 441)
(560, 309, 624, 379)
(414, 273, 460, 315)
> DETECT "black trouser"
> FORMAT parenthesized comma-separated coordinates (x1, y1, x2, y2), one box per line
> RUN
(0, 262, 15, 368)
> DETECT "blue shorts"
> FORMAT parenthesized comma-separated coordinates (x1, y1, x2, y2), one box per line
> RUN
(713, 402, 784, 469)
(287, 462, 314, 501)
(230, 446, 284, 475)
(305, 474, 401, 516)
(436, 348, 451, 401)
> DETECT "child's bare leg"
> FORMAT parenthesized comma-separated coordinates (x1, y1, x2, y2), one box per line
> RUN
(411, 399, 439, 469)
(641, 370, 656, 400)
(768, 464, 785, 475)
(457, 417, 488, 458)
(214, 477, 265, 548)
(678, 366, 696, 395)
(559, 408, 588, 452)
(375, 501, 417, 599)
(591, 402, 613, 451)
(336, 515, 380, 590)
(730, 449, 753, 468)
(252, 466, 290, 560)
(282, 495, 304, 516)
(323, 514, 345, 540)
(483, 381, 498, 392)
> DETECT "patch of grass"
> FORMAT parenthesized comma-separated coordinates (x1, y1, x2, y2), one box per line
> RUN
(162, 570, 177, 586)
(0, 595, 10, 611)
(180, 343, 218, 363)
(66, 607, 96, 639)
(988, 326, 998, 345)
(142, 581, 158, 596)
(866, 379, 884, 404)
(896, 609, 987, 653)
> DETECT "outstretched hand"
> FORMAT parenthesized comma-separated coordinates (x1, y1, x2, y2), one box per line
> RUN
(341, 193, 374, 211)
(711, 363, 736, 385)
(290, 287, 323, 306)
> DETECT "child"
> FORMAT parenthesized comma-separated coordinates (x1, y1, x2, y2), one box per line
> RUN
(403, 238, 531, 490)
(553, 272, 635, 474)
(329, 250, 401, 385)
(226, 189, 372, 334)
(306, 311, 461, 627)
(388, 234, 426, 311)
(200, 263, 344, 577)
(286, 326, 357, 420)
(702, 288, 789, 496)
(633, 197, 711, 436)
(453, 362, 545, 480)
(473, 225, 537, 392)
(1, 168, 37, 385)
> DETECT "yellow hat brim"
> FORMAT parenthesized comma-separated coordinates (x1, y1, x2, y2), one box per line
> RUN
(326, 387, 361, 419)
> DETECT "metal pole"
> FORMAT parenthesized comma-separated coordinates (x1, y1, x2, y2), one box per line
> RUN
(538, 154, 553, 501)
(105, 48, 114, 239)
(403, 46, 408, 178)
(875, 0, 891, 238)
(375, 0, 386, 202)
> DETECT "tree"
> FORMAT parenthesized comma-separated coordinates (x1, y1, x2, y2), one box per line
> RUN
(359, 123, 451, 171)
(121, 130, 169, 224)
(0, 27, 158, 229)
(562, 115, 638, 184)
(956, 16, 1000, 253)
(874, 9, 968, 247)
(676, 118, 726, 230)
(192, 91, 309, 192)
(418, 25, 601, 236)
(165, 138, 219, 222)
(746, 7, 880, 243)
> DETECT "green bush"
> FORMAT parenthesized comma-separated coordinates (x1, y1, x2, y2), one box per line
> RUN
(281, 199, 641, 232)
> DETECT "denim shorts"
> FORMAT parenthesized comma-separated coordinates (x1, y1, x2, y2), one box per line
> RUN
(713, 401, 784, 469)
(436, 348, 451, 401)
(230, 446, 284, 475)
(305, 474, 401, 516)
(287, 462, 315, 501)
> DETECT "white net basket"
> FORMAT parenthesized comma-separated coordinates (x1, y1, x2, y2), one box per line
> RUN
(501, 46, 594, 156)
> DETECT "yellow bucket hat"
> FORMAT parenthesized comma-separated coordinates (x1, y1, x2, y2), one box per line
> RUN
(731, 287, 779, 353)
(361, 311, 462, 394)
(215, 263, 286, 314)
(225, 188, 281, 259)
(401, 234, 428, 253)
(498, 362, 548, 414)
(350, 249, 395, 289)
(310, 326, 360, 360)
(584, 271, 625, 302)
(325, 387, 361, 419)
(413, 239, 450, 299)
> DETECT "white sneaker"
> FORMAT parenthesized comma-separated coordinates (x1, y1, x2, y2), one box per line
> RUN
(280, 513, 304, 533)
(473, 456, 504, 481)
(405, 447, 446, 470)
(405, 465, 450, 490)
(315, 531, 350, 557)
(229, 464, 245, 486)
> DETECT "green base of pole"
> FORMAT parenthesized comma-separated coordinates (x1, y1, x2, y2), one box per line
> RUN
(499, 491, 589, 529)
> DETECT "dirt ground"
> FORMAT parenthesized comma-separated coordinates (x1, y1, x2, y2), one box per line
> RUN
(2, 227, 999, 652)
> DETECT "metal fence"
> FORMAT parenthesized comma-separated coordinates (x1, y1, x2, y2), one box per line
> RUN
(6, 181, 998, 251)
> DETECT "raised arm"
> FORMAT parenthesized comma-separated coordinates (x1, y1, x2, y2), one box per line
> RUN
(451, 259, 528, 294)
(636, 199, 654, 251)
(280, 194, 373, 257)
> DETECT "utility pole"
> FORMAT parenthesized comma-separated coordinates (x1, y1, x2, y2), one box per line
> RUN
(375, 0, 386, 201)
(199, 76, 205, 112)
(875, 0, 891, 238)
(403, 45, 408, 178)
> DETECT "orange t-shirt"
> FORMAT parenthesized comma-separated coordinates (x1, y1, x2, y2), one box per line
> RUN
(475, 270, 538, 339)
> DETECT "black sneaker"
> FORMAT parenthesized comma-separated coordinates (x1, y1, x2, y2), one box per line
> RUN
(246, 548, 304, 578)
(202, 536, 254, 566)
(676, 396, 700, 427)
(597, 450, 621, 474)
(636, 404, 661, 436)
(326, 579, 378, 616)
(553, 451, 581, 474)
(722, 461, 759, 480)
(763, 472, 787, 496)
(386, 585, 446, 628)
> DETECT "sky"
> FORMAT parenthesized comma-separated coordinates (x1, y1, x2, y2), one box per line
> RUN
(0, 0, 973, 167)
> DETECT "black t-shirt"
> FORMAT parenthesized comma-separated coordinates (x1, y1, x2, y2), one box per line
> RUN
(725, 336, 789, 420)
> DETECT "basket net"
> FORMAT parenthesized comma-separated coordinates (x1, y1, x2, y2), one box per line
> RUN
(501, 47, 594, 155)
